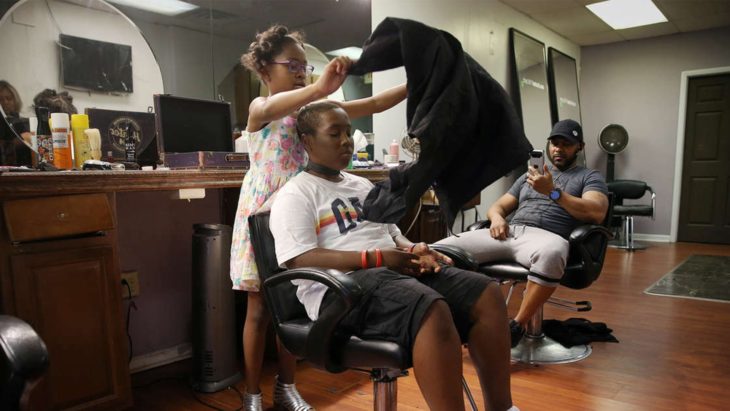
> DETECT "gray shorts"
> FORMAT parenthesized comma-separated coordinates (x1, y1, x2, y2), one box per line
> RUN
(319, 266, 493, 361)
(435, 225, 569, 287)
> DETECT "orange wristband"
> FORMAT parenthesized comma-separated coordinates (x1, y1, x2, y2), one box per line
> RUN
(375, 248, 383, 267)
(361, 249, 368, 269)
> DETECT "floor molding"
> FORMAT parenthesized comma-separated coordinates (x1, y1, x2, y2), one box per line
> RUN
(633, 233, 671, 243)
(130, 343, 192, 374)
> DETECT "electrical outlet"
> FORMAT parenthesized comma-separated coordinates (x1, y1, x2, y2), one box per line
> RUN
(121, 271, 140, 298)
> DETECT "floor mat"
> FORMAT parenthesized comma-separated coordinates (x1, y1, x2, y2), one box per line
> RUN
(644, 254, 730, 303)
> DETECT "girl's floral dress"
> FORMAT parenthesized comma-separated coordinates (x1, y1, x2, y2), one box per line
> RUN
(230, 115, 306, 291)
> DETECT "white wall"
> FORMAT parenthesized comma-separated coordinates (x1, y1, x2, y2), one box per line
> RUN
(0, 0, 163, 115)
(581, 26, 730, 238)
(370, 0, 581, 225)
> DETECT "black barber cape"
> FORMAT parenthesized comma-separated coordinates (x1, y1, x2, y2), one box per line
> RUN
(350, 17, 532, 226)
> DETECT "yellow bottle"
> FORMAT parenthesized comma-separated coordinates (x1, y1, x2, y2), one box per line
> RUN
(51, 113, 73, 169)
(72, 114, 91, 169)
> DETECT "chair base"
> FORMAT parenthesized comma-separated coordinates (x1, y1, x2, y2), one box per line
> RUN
(608, 215, 647, 251)
(608, 240, 646, 251)
(511, 334, 592, 365)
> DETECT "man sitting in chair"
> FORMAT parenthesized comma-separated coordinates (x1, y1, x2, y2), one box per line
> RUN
(270, 101, 518, 411)
(436, 119, 609, 347)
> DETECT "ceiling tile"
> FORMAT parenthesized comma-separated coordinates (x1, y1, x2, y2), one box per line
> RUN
(500, 0, 580, 15)
(674, 12, 730, 31)
(570, 30, 625, 46)
(656, 0, 730, 20)
(532, 6, 610, 35)
(619, 21, 679, 40)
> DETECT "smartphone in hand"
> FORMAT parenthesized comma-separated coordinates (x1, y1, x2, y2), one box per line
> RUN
(528, 150, 544, 174)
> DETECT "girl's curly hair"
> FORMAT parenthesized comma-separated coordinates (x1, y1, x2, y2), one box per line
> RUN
(241, 24, 305, 78)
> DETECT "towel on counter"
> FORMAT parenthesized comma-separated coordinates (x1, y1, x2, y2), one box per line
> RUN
(349, 17, 532, 227)
(543, 317, 619, 348)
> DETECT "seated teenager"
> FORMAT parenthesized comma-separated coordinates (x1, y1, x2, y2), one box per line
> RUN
(269, 101, 519, 411)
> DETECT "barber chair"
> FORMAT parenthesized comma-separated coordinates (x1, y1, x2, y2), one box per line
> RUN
(249, 212, 477, 411)
(606, 180, 655, 250)
(433, 195, 613, 365)
(0, 315, 49, 411)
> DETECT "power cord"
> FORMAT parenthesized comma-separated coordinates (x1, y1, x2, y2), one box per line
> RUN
(191, 386, 243, 411)
(133, 377, 242, 410)
(404, 199, 423, 236)
(121, 278, 137, 363)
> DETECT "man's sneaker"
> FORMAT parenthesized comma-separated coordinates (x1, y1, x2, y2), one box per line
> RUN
(273, 375, 314, 411)
(509, 319, 525, 348)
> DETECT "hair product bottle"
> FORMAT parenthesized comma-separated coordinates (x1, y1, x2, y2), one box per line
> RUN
(35, 107, 54, 164)
(51, 112, 73, 169)
(72, 114, 91, 168)
(125, 122, 136, 162)
(389, 138, 400, 161)
(28, 117, 38, 152)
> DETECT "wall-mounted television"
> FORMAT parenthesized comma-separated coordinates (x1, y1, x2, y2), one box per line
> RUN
(59, 34, 133, 93)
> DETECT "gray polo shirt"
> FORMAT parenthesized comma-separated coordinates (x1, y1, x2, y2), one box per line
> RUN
(508, 165, 608, 238)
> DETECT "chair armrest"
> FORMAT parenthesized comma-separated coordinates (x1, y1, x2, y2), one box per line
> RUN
(263, 268, 362, 373)
(429, 244, 479, 271)
(566, 224, 612, 288)
(466, 219, 491, 231)
(569, 224, 612, 243)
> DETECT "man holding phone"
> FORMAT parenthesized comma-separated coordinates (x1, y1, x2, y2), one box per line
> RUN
(436, 119, 609, 347)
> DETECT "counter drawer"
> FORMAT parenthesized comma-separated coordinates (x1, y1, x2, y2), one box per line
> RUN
(3, 193, 114, 242)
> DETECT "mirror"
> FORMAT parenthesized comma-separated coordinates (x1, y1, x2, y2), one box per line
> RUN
(1, 0, 373, 167)
(509, 28, 552, 149)
(547, 47, 585, 166)
(0, 0, 163, 115)
(0, 0, 164, 165)
(548, 47, 581, 124)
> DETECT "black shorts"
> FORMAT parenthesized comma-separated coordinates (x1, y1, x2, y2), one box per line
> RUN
(319, 266, 493, 360)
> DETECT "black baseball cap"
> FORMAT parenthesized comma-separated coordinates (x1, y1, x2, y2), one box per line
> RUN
(548, 119, 583, 144)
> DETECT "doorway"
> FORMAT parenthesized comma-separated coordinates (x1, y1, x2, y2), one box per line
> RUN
(677, 73, 730, 244)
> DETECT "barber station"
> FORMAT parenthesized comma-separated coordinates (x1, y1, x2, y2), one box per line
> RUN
(1, 1, 729, 410)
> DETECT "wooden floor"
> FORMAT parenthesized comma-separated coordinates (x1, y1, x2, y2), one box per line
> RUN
(131, 242, 730, 411)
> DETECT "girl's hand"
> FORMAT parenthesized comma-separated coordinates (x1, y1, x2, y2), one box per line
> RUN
(315, 56, 352, 96)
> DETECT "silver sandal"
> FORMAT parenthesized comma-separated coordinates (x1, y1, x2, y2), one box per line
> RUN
(273, 375, 314, 411)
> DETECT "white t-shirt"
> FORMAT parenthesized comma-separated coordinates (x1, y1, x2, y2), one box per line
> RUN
(270, 171, 402, 320)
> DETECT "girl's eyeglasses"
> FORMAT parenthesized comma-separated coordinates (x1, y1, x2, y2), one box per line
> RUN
(272, 60, 314, 76)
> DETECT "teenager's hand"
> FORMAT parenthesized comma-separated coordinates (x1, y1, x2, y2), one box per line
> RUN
(380, 248, 421, 276)
(315, 56, 351, 96)
(407, 243, 453, 274)
(526, 164, 554, 195)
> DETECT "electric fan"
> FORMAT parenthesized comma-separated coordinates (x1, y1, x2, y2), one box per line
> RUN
(400, 132, 421, 160)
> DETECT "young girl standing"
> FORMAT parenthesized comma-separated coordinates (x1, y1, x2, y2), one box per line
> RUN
(231, 25, 407, 411)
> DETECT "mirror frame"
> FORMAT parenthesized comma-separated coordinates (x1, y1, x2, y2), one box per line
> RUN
(547, 47, 581, 124)
(509, 28, 552, 146)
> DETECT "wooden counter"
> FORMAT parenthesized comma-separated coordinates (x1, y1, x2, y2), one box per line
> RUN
(0, 168, 390, 199)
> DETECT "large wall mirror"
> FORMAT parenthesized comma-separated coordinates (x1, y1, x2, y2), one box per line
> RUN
(547, 47, 581, 124)
(0, 0, 372, 165)
(547, 47, 585, 166)
(509, 28, 551, 149)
